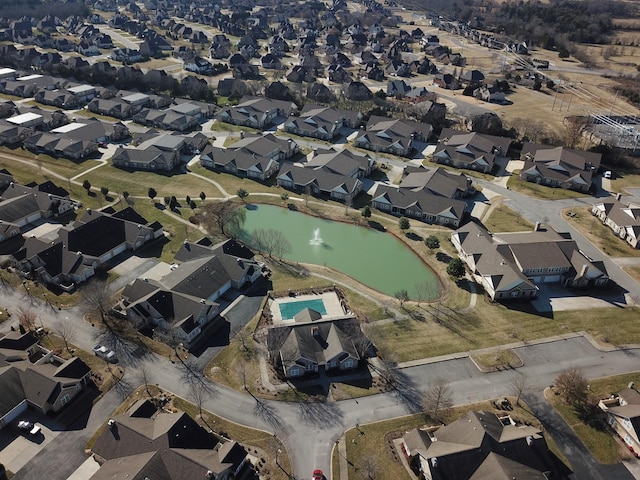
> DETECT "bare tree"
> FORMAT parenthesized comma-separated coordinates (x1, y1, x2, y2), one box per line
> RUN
(423, 378, 453, 422)
(136, 362, 155, 399)
(251, 228, 291, 258)
(200, 201, 246, 237)
(563, 115, 591, 149)
(414, 280, 438, 306)
(359, 452, 381, 480)
(188, 377, 214, 430)
(554, 367, 588, 406)
(82, 279, 111, 325)
(17, 307, 37, 332)
(52, 318, 76, 353)
(510, 374, 529, 407)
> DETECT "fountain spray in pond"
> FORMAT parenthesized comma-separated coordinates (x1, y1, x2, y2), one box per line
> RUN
(310, 228, 323, 245)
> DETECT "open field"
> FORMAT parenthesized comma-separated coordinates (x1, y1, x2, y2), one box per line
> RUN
(372, 296, 640, 363)
(563, 207, 640, 258)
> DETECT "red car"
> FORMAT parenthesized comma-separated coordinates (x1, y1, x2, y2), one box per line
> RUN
(312, 470, 323, 480)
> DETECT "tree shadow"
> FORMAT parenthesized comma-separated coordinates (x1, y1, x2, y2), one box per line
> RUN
(405, 232, 423, 242)
(296, 398, 344, 427)
(435, 252, 452, 263)
(367, 220, 386, 232)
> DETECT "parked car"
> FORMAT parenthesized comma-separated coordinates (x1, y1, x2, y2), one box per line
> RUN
(93, 345, 117, 363)
(312, 470, 323, 480)
(604, 170, 612, 179)
(17, 421, 41, 436)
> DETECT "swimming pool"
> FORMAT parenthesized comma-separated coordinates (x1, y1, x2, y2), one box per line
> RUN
(279, 298, 327, 320)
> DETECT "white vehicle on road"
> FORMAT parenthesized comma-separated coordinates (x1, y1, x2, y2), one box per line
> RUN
(93, 345, 117, 363)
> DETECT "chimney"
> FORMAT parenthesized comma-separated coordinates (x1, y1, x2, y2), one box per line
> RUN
(534, 221, 541, 231)
(616, 192, 622, 201)
(580, 264, 589, 277)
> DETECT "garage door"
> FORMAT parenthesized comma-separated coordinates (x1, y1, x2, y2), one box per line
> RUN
(543, 275, 561, 283)
(531, 276, 542, 283)
(0, 399, 28, 429)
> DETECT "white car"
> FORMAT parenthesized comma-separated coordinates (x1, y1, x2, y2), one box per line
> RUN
(93, 345, 117, 363)
(18, 421, 41, 435)
(603, 170, 612, 179)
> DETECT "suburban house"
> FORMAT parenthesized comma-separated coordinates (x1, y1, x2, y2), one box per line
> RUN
(451, 222, 609, 301)
(88, 98, 134, 120)
(277, 165, 363, 204)
(433, 128, 512, 174)
(371, 166, 470, 227)
(304, 148, 375, 179)
(592, 195, 640, 249)
(0, 331, 92, 429)
(24, 119, 129, 160)
(90, 399, 250, 480)
(268, 315, 362, 379)
(133, 108, 199, 132)
(402, 410, 567, 480)
(200, 133, 297, 181)
(353, 116, 432, 157)
(0, 179, 75, 237)
(599, 385, 640, 456)
(519, 143, 601, 193)
(217, 96, 296, 130)
(283, 104, 362, 140)
(112, 133, 187, 172)
(0, 120, 32, 145)
(13, 207, 163, 291)
(119, 239, 263, 345)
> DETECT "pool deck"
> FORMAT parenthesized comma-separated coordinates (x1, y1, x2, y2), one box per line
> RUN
(270, 291, 347, 325)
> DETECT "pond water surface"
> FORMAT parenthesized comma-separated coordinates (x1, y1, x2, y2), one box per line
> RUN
(236, 204, 439, 299)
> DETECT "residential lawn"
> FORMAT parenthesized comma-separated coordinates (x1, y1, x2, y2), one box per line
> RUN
(483, 204, 534, 233)
(210, 120, 260, 134)
(563, 207, 640, 257)
(372, 296, 640, 363)
(623, 267, 640, 284)
(0, 269, 83, 308)
(507, 173, 589, 200)
(423, 159, 497, 182)
(0, 146, 98, 181)
(79, 164, 220, 200)
(342, 399, 566, 480)
(190, 164, 280, 196)
(609, 169, 640, 193)
(546, 388, 623, 464)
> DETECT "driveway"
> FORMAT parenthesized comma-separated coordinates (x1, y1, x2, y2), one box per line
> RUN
(523, 392, 634, 480)
(107, 254, 160, 292)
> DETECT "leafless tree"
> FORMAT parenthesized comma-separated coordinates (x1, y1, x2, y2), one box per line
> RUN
(423, 378, 453, 422)
(199, 201, 246, 237)
(554, 367, 588, 406)
(251, 228, 291, 259)
(82, 279, 112, 325)
(563, 115, 591, 149)
(136, 362, 155, 399)
(414, 280, 438, 307)
(52, 318, 76, 353)
(17, 307, 37, 332)
(510, 373, 529, 406)
(359, 452, 381, 480)
(188, 377, 214, 431)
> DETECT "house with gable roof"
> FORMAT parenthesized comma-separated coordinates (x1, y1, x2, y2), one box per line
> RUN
(433, 128, 512, 174)
(0, 331, 92, 429)
(200, 133, 296, 181)
(592, 195, 640, 249)
(402, 410, 568, 480)
(90, 399, 250, 480)
(119, 239, 262, 345)
(217, 96, 296, 130)
(371, 166, 470, 227)
(354, 116, 432, 157)
(519, 143, 601, 193)
(451, 222, 609, 301)
(599, 385, 640, 456)
(284, 104, 362, 140)
(277, 165, 363, 204)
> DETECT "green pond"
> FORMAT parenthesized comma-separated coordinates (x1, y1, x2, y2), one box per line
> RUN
(236, 204, 439, 299)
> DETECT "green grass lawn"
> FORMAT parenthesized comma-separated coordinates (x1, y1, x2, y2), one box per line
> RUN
(79, 164, 220, 199)
(190, 164, 280, 196)
(0, 146, 98, 181)
(564, 207, 640, 257)
(483, 204, 534, 232)
(507, 174, 589, 200)
(372, 296, 640, 363)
